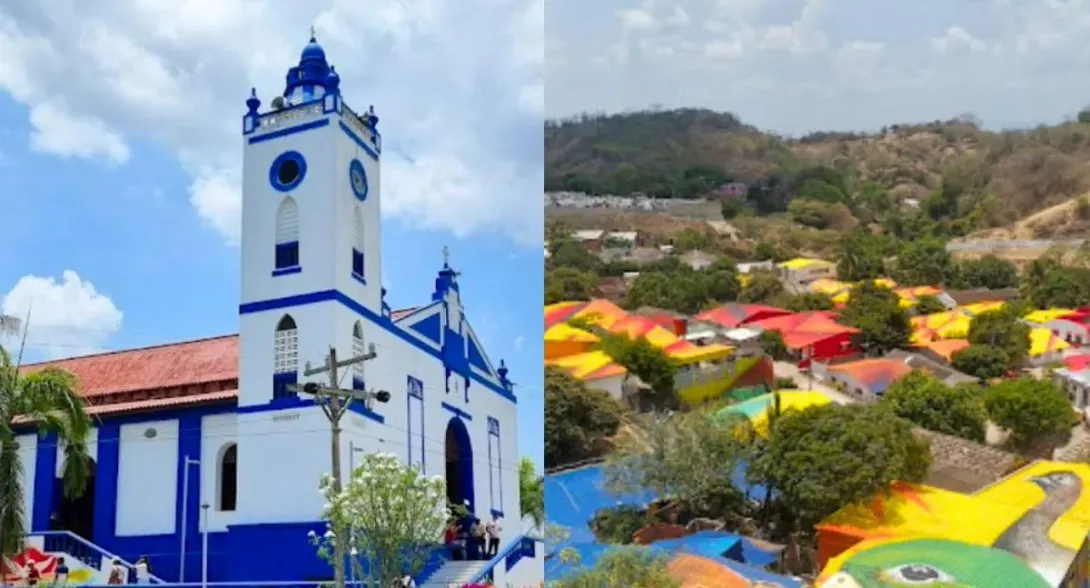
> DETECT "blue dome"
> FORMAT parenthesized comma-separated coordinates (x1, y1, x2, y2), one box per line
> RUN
(300, 38, 326, 62)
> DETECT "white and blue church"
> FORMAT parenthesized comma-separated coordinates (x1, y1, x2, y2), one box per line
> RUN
(10, 36, 542, 587)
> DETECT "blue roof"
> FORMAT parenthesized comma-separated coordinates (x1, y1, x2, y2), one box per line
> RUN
(545, 465, 658, 544)
(547, 533, 801, 587)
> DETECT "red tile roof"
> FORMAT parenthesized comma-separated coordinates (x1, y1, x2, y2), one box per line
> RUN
(22, 335, 239, 398)
(748, 311, 858, 349)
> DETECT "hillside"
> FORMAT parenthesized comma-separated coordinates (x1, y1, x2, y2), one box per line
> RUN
(545, 109, 1090, 236)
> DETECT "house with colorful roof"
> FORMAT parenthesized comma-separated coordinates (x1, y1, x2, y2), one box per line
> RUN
(7, 36, 540, 588)
(1044, 307, 1090, 347)
(776, 257, 836, 289)
(695, 304, 793, 330)
(747, 312, 860, 367)
(544, 300, 774, 407)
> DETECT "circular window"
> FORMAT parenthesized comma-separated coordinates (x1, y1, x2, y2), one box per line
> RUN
(269, 151, 307, 192)
(143, 428, 158, 439)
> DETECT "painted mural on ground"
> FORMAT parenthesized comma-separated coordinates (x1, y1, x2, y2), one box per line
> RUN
(816, 461, 1090, 587)
(1, 547, 95, 585)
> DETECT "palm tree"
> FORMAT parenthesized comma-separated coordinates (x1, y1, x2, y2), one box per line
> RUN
(0, 326, 94, 556)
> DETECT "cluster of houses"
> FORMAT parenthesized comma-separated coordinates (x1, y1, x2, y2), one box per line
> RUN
(548, 251, 1090, 415)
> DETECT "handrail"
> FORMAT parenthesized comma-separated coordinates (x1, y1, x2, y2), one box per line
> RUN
(465, 533, 542, 585)
(30, 530, 168, 584)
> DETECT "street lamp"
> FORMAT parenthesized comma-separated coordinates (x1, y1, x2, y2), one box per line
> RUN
(200, 503, 210, 588)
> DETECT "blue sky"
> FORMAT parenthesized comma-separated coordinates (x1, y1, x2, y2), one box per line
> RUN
(547, 0, 1090, 134)
(0, 1, 544, 466)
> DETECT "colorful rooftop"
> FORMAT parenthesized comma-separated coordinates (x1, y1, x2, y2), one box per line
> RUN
(1024, 308, 1075, 325)
(826, 358, 914, 395)
(1029, 327, 1070, 358)
(816, 460, 1090, 587)
(695, 304, 791, 329)
(714, 390, 832, 437)
(916, 338, 970, 363)
(748, 311, 859, 350)
(778, 257, 834, 270)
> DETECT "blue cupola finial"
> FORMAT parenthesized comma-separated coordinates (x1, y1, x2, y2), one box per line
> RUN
(432, 246, 461, 301)
(246, 88, 261, 115)
(326, 66, 341, 96)
(284, 29, 332, 99)
(368, 105, 379, 129)
(498, 360, 511, 387)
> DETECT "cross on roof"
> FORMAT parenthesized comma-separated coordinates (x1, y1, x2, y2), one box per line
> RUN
(442, 245, 450, 267)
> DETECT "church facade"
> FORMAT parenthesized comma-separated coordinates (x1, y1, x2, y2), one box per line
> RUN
(11, 36, 529, 584)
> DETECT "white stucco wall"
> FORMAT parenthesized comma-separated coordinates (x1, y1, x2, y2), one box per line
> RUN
(16, 433, 37, 527)
(115, 419, 179, 536)
(491, 541, 544, 588)
(584, 374, 625, 402)
(55, 428, 98, 476)
(200, 413, 238, 532)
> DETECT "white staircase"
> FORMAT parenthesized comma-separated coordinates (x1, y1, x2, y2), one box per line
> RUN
(421, 560, 489, 588)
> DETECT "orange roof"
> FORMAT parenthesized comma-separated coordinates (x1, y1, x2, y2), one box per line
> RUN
(827, 358, 912, 393)
(917, 339, 969, 362)
(22, 335, 239, 398)
(695, 304, 791, 328)
(544, 299, 627, 328)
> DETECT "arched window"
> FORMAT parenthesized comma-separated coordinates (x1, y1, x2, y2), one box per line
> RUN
(351, 206, 364, 279)
(217, 444, 238, 512)
(273, 315, 299, 399)
(275, 197, 300, 271)
(352, 322, 365, 390)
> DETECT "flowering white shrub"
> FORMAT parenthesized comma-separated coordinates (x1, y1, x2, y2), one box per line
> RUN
(312, 452, 449, 585)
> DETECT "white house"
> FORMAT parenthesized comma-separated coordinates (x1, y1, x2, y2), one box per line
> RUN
(11, 36, 541, 587)
(1053, 368, 1090, 411)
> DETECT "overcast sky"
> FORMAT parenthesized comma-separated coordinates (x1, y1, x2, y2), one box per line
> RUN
(546, 0, 1090, 134)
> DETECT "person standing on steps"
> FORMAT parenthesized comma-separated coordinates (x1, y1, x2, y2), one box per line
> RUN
(485, 516, 502, 557)
(53, 558, 69, 587)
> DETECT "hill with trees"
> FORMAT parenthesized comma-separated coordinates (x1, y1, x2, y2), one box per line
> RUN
(545, 108, 1090, 240)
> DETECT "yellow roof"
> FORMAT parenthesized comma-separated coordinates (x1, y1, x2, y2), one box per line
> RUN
(669, 343, 733, 363)
(911, 311, 971, 344)
(543, 322, 600, 343)
(1024, 308, 1073, 325)
(719, 390, 831, 437)
(778, 257, 833, 270)
(1029, 327, 1070, 357)
(959, 300, 1005, 316)
(544, 350, 626, 381)
(809, 279, 853, 296)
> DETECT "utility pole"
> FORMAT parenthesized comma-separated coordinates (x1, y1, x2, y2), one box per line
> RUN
(289, 345, 390, 588)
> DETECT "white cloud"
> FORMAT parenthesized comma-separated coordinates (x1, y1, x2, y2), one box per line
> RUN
(0, 0, 542, 246)
(28, 101, 129, 164)
(931, 26, 991, 54)
(2, 271, 124, 359)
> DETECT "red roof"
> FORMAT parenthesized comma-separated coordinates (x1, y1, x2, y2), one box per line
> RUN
(748, 311, 858, 349)
(1064, 354, 1090, 371)
(22, 335, 239, 398)
(695, 304, 791, 329)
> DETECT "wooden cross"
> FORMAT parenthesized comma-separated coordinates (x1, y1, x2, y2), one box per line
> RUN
(442, 245, 450, 267)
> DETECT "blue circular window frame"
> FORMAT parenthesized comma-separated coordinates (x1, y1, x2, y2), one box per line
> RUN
(269, 151, 307, 192)
(349, 159, 369, 201)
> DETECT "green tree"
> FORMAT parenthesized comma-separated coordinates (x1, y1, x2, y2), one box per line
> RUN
(951, 344, 1009, 380)
(721, 198, 746, 219)
(0, 345, 93, 556)
(836, 231, 887, 282)
(314, 453, 448, 587)
(520, 457, 544, 527)
(758, 330, 789, 361)
(550, 238, 601, 272)
(895, 239, 956, 286)
(780, 292, 835, 312)
(984, 378, 1078, 456)
(912, 294, 947, 315)
(544, 368, 625, 468)
(749, 404, 931, 534)
(598, 332, 678, 409)
(796, 178, 847, 203)
(607, 411, 748, 518)
(705, 270, 742, 303)
(551, 548, 680, 588)
(788, 199, 853, 229)
(546, 267, 600, 304)
(622, 272, 675, 310)
(967, 309, 1030, 367)
(1020, 258, 1090, 309)
(881, 371, 987, 442)
(739, 271, 785, 303)
(955, 255, 1019, 289)
(840, 281, 912, 355)
(672, 228, 712, 253)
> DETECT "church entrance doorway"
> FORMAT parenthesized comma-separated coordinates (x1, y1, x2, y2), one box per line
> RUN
(445, 417, 475, 514)
(52, 459, 96, 541)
